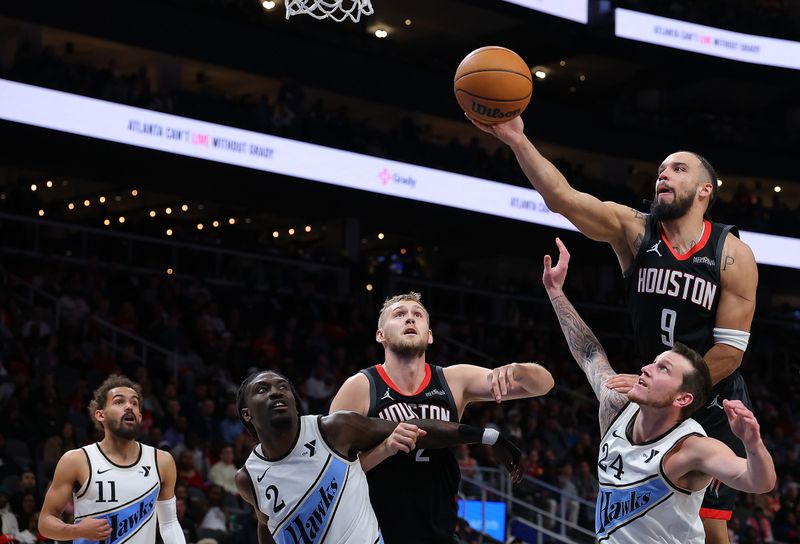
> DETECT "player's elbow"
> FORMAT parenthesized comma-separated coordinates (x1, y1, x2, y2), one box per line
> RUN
(537, 369, 555, 395)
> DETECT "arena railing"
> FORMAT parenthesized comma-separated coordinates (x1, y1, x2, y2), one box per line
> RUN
(460, 467, 596, 543)
(2, 268, 177, 376)
(0, 211, 350, 299)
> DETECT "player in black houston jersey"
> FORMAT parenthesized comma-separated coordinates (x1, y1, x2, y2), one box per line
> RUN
(474, 115, 758, 544)
(330, 292, 555, 544)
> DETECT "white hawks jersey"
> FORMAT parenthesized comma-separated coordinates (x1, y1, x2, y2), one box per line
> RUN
(595, 403, 708, 543)
(243, 415, 382, 544)
(74, 442, 161, 544)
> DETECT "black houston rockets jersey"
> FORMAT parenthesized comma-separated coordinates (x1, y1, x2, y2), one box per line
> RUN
(361, 363, 460, 544)
(625, 215, 737, 365)
(73, 442, 161, 544)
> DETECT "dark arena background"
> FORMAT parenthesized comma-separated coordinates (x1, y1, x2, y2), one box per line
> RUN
(0, 1, 799, 542)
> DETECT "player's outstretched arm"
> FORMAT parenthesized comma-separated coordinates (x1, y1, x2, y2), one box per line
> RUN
(320, 412, 522, 482)
(39, 450, 112, 542)
(543, 239, 628, 435)
(469, 115, 641, 251)
(235, 470, 277, 544)
(445, 361, 554, 408)
(669, 400, 775, 494)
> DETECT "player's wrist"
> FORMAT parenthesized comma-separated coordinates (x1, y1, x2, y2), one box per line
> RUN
(481, 428, 499, 445)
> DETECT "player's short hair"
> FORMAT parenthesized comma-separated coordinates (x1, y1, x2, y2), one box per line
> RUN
(236, 370, 303, 438)
(88, 375, 142, 429)
(672, 342, 712, 419)
(682, 151, 718, 217)
(377, 292, 428, 328)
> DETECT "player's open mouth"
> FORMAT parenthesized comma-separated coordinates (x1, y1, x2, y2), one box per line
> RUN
(656, 187, 673, 197)
(122, 414, 136, 423)
(403, 327, 417, 335)
(637, 378, 647, 388)
(271, 401, 288, 410)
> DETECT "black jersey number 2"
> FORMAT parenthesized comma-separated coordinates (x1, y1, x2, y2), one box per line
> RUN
(660, 309, 676, 347)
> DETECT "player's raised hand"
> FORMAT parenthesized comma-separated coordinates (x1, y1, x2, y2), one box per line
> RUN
(466, 114, 525, 147)
(724, 399, 761, 446)
(74, 517, 112, 540)
(605, 374, 639, 395)
(488, 363, 519, 403)
(543, 238, 570, 293)
(383, 422, 427, 456)
(491, 435, 523, 484)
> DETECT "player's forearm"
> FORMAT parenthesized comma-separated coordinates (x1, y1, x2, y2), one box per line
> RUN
(358, 443, 394, 472)
(512, 362, 555, 396)
(38, 513, 79, 540)
(546, 288, 612, 397)
(731, 439, 776, 494)
(703, 344, 743, 385)
(406, 420, 490, 449)
(508, 137, 574, 212)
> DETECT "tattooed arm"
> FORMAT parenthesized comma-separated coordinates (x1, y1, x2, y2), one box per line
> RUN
(543, 239, 629, 435)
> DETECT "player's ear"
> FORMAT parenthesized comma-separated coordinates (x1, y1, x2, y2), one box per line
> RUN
(376, 328, 384, 343)
(674, 391, 694, 409)
(95, 409, 105, 424)
(427, 330, 434, 345)
(241, 407, 251, 423)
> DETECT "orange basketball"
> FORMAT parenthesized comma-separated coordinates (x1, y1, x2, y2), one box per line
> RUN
(454, 46, 532, 125)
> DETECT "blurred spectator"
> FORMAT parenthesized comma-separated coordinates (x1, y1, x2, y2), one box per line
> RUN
(208, 446, 237, 496)
(0, 486, 19, 537)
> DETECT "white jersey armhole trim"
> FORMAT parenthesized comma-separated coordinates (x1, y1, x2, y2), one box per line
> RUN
(75, 446, 93, 499)
(658, 432, 710, 495)
(314, 415, 360, 465)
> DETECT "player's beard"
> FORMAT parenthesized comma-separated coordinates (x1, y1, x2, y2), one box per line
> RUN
(628, 387, 675, 409)
(650, 187, 695, 221)
(385, 333, 428, 358)
(107, 416, 139, 440)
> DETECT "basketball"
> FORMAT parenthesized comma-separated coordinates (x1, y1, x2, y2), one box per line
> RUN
(454, 46, 532, 125)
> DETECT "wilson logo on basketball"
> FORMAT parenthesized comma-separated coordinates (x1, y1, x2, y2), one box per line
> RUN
(470, 101, 521, 119)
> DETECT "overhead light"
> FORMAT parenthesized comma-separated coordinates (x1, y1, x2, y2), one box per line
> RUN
(559, 60, 566, 67)
(579, 74, 586, 82)
(272, 231, 279, 238)
(774, 186, 782, 193)
(366, 283, 374, 292)
(197, 223, 204, 230)
(166, 228, 173, 236)
(99, 196, 107, 203)
(288, 228, 296, 236)
(149, 210, 156, 217)
(304, 225, 312, 233)
(30, 184, 37, 192)
(37, 209, 45, 217)
(181, 204, 189, 212)
(228, 218, 236, 225)
(67, 203, 75, 210)
(131, 189, 139, 197)
(378, 232, 385, 240)
(103, 219, 111, 226)
(165, 207, 173, 215)
(404, 18, 412, 26)
(375, 29, 388, 38)
(400, 248, 407, 255)
(83, 199, 91, 207)
(212, 220, 220, 228)
(245, 218, 252, 224)
(118, 216, 125, 224)
(534, 70, 547, 80)
(114, 195, 122, 202)
(167, 268, 174, 275)
(262, 0, 276, 9)
(46, 180, 53, 188)
(717, 179, 723, 187)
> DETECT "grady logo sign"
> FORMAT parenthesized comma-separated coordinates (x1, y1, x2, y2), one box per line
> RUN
(378, 167, 416, 188)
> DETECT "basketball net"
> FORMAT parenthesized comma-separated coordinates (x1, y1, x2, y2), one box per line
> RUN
(285, 0, 374, 22)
